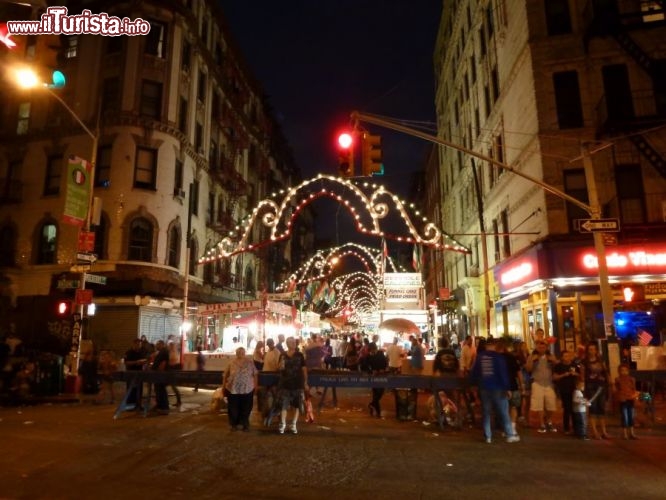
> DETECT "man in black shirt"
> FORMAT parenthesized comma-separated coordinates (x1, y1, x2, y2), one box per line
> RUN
(553, 350, 580, 434)
(124, 338, 146, 408)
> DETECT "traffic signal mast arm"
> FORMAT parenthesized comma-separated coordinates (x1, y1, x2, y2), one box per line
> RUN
(350, 111, 595, 216)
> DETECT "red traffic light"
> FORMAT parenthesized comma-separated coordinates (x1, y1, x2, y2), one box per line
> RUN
(338, 132, 353, 149)
(0, 24, 17, 49)
(57, 300, 71, 315)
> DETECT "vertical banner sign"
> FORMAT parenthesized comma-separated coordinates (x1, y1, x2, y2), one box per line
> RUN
(63, 156, 91, 226)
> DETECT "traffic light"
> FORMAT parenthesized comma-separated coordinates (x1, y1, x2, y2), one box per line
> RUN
(361, 133, 383, 176)
(621, 285, 644, 303)
(337, 132, 354, 177)
(57, 300, 72, 316)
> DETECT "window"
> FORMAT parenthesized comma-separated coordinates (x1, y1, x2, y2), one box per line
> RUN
(145, 20, 167, 58)
(140, 80, 162, 119)
(192, 179, 199, 216)
(189, 238, 198, 276)
(492, 219, 500, 261)
(0, 225, 17, 267)
(134, 147, 157, 190)
(486, 4, 494, 38)
(95, 145, 112, 187)
(479, 27, 486, 56)
(615, 165, 645, 224)
(500, 209, 510, 258)
(101, 78, 120, 114)
(197, 72, 206, 103)
(167, 225, 180, 268)
(44, 155, 62, 195)
(128, 217, 153, 262)
(36, 222, 57, 264)
(204, 259, 214, 284)
(484, 85, 491, 117)
(181, 39, 191, 72)
(195, 123, 203, 152)
(553, 71, 584, 129)
(174, 159, 183, 195)
(212, 91, 221, 122)
(563, 169, 589, 230)
(17, 102, 30, 135)
(178, 96, 188, 134)
(209, 140, 218, 169)
(491, 66, 499, 102)
(65, 35, 78, 58)
(207, 192, 215, 224)
(545, 0, 572, 36)
(93, 215, 107, 259)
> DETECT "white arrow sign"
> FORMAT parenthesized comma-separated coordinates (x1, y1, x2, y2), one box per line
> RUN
(578, 218, 620, 233)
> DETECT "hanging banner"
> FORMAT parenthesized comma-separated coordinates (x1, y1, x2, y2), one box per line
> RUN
(62, 156, 91, 226)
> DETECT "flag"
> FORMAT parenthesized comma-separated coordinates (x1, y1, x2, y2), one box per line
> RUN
(313, 280, 329, 304)
(637, 328, 653, 346)
(412, 244, 422, 272)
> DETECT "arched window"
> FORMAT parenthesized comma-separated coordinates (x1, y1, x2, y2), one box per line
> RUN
(188, 238, 198, 276)
(168, 225, 180, 268)
(128, 217, 153, 262)
(36, 222, 57, 264)
(0, 225, 17, 267)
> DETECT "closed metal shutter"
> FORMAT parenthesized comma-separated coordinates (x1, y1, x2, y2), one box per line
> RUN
(139, 307, 182, 344)
(88, 306, 140, 358)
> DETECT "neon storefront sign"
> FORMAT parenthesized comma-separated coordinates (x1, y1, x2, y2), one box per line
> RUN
(500, 262, 534, 286)
(582, 250, 666, 270)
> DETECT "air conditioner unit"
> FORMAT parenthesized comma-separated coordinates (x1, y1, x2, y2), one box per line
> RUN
(173, 188, 186, 198)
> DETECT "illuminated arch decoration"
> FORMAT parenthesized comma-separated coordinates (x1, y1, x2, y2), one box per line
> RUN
(199, 174, 469, 264)
(277, 242, 399, 291)
(327, 271, 383, 315)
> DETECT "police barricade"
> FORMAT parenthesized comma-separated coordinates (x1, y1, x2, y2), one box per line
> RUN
(113, 370, 470, 428)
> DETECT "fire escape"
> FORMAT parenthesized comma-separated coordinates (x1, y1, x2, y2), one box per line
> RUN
(585, 0, 666, 178)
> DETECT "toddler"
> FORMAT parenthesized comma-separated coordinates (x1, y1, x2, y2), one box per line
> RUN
(572, 379, 591, 440)
(615, 363, 638, 439)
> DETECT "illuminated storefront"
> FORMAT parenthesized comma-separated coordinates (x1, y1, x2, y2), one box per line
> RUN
(493, 241, 666, 350)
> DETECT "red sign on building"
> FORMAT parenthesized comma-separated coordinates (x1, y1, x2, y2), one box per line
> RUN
(75, 289, 93, 305)
(78, 230, 95, 253)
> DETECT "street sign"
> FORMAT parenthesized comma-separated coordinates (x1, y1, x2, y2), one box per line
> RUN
(70, 265, 91, 273)
(77, 252, 97, 263)
(84, 273, 107, 285)
(57, 279, 80, 289)
(577, 218, 620, 233)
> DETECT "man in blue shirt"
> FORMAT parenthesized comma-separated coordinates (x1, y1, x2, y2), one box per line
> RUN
(470, 338, 520, 444)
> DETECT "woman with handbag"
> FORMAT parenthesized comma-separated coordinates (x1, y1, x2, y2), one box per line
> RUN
(222, 347, 258, 432)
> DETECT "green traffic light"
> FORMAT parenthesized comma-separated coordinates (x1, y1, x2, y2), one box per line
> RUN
(49, 70, 66, 89)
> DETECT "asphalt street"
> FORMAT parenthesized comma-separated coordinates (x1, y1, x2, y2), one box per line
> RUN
(1, 386, 665, 500)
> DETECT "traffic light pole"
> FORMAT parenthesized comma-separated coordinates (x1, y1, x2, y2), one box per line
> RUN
(351, 111, 617, 353)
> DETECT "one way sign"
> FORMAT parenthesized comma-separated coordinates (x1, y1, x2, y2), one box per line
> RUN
(577, 218, 620, 233)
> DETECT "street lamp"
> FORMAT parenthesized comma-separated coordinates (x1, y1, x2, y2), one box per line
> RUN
(14, 66, 99, 376)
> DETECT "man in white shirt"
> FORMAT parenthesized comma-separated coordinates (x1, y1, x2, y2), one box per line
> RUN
(386, 337, 404, 374)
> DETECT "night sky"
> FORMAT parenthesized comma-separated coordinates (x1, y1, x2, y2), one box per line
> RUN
(218, 1, 443, 246)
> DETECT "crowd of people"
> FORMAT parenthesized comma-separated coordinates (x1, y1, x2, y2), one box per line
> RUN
(78, 329, 647, 444)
